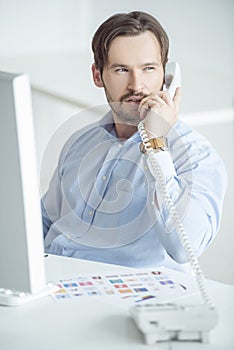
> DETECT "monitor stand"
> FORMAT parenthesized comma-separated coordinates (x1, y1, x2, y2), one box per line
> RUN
(0, 282, 58, 306)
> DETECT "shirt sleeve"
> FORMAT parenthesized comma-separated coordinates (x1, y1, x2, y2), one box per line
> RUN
(41, 165, 62, 239)
(40, 127, 87, 240)
(146, 123, 228, 264)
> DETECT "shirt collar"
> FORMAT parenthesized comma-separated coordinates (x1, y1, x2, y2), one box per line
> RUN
(98, 111, 141, 143)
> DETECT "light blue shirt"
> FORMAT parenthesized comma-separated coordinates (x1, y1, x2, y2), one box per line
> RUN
(41, 112, 227, 271)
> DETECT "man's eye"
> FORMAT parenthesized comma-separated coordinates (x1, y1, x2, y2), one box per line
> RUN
(116, 68, 128, 73)
(144, 66, 155, 71)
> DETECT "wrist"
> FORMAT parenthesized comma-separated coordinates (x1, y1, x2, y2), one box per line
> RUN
(139, 136, 168, 154)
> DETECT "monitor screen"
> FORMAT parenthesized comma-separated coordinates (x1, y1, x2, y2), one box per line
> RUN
(0, 71, 47, 295)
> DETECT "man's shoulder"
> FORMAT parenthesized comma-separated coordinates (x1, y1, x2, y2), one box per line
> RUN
(171, 119, 207, 142)
(58, 113, 114, 164)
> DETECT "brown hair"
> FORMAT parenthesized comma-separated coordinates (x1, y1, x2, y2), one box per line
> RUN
(92, 11, 169, 75)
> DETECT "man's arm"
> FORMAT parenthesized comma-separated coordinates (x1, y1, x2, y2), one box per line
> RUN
(41, 166, 62, 239)
(145, 124, 227, 263)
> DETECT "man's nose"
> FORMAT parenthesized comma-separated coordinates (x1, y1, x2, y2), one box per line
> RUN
(127, 71, 144, 92)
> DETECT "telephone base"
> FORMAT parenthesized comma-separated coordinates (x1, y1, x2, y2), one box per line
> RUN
(0, 283, 59, 306)
(130, 302, 218, 345)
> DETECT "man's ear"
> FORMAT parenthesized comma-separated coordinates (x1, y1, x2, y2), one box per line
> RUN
(92, 63, 104, 88)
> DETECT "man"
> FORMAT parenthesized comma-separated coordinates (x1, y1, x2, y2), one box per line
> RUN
(41, 11, 227, 271)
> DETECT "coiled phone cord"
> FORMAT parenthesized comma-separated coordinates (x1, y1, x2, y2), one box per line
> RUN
(138, 121, 214, 308)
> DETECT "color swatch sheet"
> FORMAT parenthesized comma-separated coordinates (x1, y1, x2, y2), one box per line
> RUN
(51, 267, 199, 307)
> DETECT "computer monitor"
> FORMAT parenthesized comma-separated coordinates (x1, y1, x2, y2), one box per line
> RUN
(0, 71, 57, 306)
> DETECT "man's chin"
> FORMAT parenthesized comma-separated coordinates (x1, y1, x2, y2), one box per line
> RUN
(116, 111, 140, 125)
(109, 102, 141, 125)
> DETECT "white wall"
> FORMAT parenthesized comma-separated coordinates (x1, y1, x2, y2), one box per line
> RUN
(196, 121, 234, 284)
(186, 114, 234, 285)
(0, 0, 233, 162)
(0, 0, 233, 284)
(0, 0, 233, 113)
(0, 0, 92, 54)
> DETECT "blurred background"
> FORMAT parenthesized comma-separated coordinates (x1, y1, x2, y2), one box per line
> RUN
(0, 0, 233, 284)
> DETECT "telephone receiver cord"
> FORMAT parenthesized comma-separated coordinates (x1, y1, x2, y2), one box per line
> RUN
(138, 121, 214, 308)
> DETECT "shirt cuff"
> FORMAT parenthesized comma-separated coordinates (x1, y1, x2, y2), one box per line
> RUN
(146, 150, 176, 182)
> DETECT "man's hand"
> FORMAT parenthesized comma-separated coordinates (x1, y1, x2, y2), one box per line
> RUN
(138, 87, 182, 139)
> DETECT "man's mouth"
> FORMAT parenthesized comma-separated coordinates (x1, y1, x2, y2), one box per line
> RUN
(124, 96, 144, 104)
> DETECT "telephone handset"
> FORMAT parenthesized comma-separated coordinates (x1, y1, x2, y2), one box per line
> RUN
(137, 60, 181, 154)
(134, 62, 218, 344)
(163, 61, 181, 99)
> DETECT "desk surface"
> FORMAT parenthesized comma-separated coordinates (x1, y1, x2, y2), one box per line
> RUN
(0, 255, 234, 350)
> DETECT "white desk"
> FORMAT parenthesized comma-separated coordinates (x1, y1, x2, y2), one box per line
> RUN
(0, 255, 233, 350)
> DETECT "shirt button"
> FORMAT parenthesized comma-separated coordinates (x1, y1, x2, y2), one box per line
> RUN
(144, 166, 148, 171)
(102, 175, 107, 181)
(88, 210, 93, 216)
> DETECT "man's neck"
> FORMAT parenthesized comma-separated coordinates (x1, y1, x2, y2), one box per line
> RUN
(114, 122, 137, 140)
(112, 113, 138, 140)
